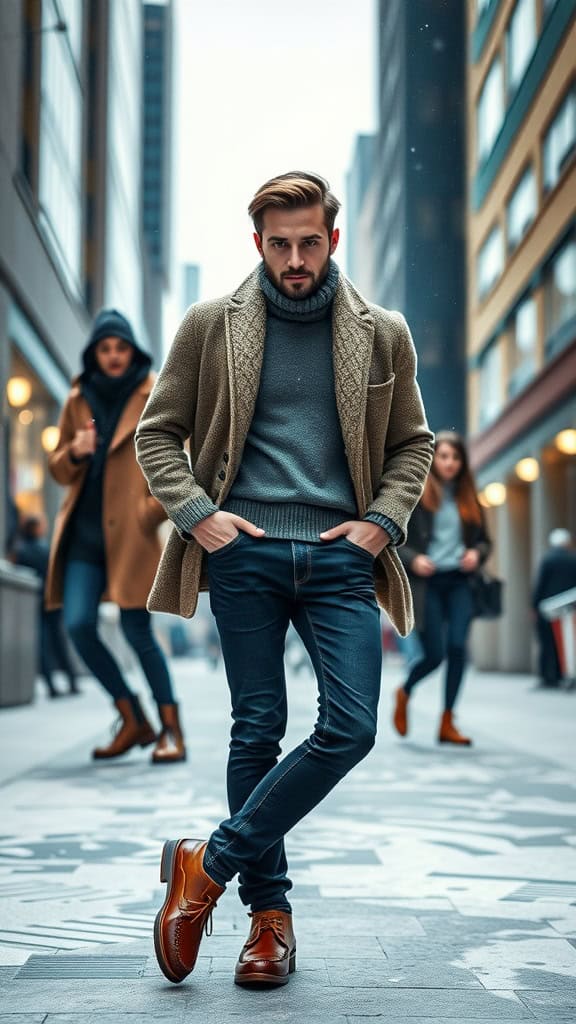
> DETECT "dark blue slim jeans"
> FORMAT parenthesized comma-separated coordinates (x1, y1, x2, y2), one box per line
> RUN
(403, 569, 475, 711)
(203, 533, 382, 913)
(62, 560, 175, 706)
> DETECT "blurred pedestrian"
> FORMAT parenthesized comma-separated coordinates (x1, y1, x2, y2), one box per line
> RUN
(393, 430, 492, 745)
(45, 310, 186, 763)
(12, 515, 80, 699)
(136, 170, 433, 986)
(532, 528, 576, 689)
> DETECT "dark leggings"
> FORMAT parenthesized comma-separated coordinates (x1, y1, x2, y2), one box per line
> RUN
(63, 560, 175, 706)
(404, 570, 475, 712)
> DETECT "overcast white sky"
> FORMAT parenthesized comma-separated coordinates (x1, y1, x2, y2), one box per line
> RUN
(167, 0, 377, 332)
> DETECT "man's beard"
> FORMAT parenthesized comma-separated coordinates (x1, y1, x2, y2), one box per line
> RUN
(263, 254, 331, 299)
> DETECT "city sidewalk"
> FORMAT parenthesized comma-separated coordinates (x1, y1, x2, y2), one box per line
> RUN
(1, 651, 575, 1022)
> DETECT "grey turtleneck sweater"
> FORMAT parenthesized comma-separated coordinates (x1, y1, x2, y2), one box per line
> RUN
(221, 262, 402, 544)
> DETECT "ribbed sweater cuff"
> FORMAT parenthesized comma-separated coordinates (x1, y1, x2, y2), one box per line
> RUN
(363, 511, 403, 546)
(172, 495, 219, 537)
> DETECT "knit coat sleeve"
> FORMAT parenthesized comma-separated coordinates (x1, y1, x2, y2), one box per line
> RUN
(364, 312, 434, 544)
(134, 308, 218, 533)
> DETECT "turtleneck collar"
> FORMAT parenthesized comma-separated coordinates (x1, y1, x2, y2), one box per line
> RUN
(259, 260, 339, 322)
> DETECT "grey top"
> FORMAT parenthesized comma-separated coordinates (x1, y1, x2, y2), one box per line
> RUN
(426, 483, 465, 570)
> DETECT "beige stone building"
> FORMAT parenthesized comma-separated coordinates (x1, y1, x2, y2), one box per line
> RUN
(466, 0, 575, 671)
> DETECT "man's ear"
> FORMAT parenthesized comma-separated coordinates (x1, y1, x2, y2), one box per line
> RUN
(330, 228, 340, 255)
(253, 232, 264, 257)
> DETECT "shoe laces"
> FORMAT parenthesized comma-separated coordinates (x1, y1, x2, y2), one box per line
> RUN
(182, 892, 219, 936)
(248, 912, 287, 946)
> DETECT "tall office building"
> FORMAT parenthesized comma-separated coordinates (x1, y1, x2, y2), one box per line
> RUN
(346, 134, 377, 293)
(142, 1, 173, 281)
(466, 0, 575, 671)
(182, 263, 201, 311)
(0, 0, 173, 698)
(369, 0, 468, 434)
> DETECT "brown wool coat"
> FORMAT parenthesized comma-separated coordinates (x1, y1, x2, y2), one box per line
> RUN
(135, 268, 435, 637)
(45, 372, 167, 610)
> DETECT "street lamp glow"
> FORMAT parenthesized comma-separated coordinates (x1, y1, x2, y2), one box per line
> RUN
(6, 376, 32, 407)
(478, 490, 491, 508)
(515, 457, 539, 482)
(484, 481, 507, 506)
(41, 426, 60, 453)
(18, 409, 34, 426)
(555, 429, 576, 455)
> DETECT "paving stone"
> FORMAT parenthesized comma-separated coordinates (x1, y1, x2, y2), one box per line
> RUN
(0, 1017, 47, 1024)
(325, 957, 484, 988)
(516, 989, 576, 1020)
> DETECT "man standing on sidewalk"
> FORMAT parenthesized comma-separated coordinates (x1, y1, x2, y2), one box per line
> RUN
(135, 171, 434, 987)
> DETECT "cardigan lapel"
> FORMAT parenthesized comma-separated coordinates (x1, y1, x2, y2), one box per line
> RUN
(224, 274, 267, 470)
(332, 279, 375, 505)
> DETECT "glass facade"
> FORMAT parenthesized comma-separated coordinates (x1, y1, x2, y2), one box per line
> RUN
(506, 0, 536, 96)
(6, 349, 60, 522)
(507, 165, 537, 250)
(38, 0, 84, 294)
(104, 0, 144, 337)
(543, 86, 576, 192)
(477, 57, 504, 163)
(477, 224, 504, 298)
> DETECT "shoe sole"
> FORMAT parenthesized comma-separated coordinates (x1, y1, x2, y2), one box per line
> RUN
(438, 738, 472, 746)
(151, 753, 188, 765)
(154, 838, 188, 984)
(235, 951, 296, 986)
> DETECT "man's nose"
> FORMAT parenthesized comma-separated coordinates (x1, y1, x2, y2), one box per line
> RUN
(287, 246, 304, 268)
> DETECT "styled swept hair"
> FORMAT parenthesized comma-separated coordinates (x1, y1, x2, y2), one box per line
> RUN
(248, 171, 341, 236)
(421, 430, 483, 527)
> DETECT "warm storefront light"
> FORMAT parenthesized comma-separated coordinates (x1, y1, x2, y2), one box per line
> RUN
(6, 376, 32, 407)
(515, 457, 539, 482)
(18, 409, 34, 426)
(41, 426, 60, 453)
(484, 482, 507, 506)
(478, 491, 491, 509)
(555, 429, 576, 455)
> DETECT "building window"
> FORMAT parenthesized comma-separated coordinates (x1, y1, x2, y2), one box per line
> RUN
(544, 236, 576, 356)
(507, 165, 536, 251)
(506, 0, 536, 96)
(479, 341, 504, 429)
(508, 296, 537, 397)
(543, 0, 559, 18)
(477, 57, 504, 164)
(543, 86, 576, 192)
(477, 225, 504, 299)
(38, 0, 83, 294)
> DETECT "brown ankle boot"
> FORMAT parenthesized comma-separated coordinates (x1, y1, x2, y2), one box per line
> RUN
(393, 686, 410, 737)
(152, 704, 187, 764)
(438, 711, 472, 746)
(92, 697, 157, 759)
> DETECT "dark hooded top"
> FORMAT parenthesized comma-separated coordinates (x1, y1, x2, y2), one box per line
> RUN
(65, 310, 152, 566)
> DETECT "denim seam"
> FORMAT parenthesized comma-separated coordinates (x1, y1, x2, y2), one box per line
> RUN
(302, 605, 330, 735)
(204, 744, 312, 874)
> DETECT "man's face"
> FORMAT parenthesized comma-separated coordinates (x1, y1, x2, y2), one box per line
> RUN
(254, 204, 339, 300)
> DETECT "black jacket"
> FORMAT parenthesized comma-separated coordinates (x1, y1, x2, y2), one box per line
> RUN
(398, 501, 492, 631)
(532, 548, 576, 610)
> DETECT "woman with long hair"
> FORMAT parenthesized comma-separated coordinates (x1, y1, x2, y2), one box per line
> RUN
(45, 310, 186, 763)
(393, 431, 491, 745)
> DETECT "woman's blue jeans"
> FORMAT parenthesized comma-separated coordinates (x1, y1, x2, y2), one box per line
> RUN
(404, 568, 475, 711)
(203, 533, 382, 913)
(62, 560, 175, 706)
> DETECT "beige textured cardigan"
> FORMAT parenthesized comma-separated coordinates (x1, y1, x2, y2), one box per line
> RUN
(135, 267, 434, 636)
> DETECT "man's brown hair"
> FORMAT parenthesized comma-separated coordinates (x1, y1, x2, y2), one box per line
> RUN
(249, 171, 341, 237)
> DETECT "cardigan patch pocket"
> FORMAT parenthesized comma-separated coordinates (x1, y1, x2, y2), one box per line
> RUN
(366, 374, 395, 486)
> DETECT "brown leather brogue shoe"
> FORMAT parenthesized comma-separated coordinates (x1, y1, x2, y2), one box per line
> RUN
(393, 686, 410, 737)
(438, 710, 472, 746)
(154, 839, 224, 984)
(92, 697, 156, 759)
(235, 910, 296, 986)
(151, 703, 187, 764)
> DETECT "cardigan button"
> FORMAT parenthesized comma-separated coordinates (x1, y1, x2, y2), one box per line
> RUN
(223, 452, 229, 463)
(218, 469, 226, 481)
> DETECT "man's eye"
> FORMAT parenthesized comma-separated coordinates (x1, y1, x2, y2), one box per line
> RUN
(304, 240, 318, 247)
(272, 241, 286, 248)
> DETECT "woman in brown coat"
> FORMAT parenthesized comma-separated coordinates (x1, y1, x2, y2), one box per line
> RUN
(393, 431, 492, 746)
(46, 309, 186, 763)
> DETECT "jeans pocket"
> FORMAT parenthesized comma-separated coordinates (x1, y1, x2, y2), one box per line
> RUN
(341, 537, 375, 561)
(207, 531, 245, 559)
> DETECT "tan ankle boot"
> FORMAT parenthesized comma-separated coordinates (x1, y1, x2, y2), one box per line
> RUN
(438, 710, 472, 746)
(152, 703, 187, 764)
(393, 686, 410, 737)
(92, 697, 156, 759)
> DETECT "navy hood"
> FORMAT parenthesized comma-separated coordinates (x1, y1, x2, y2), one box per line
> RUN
(82, 309, 152, 375)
